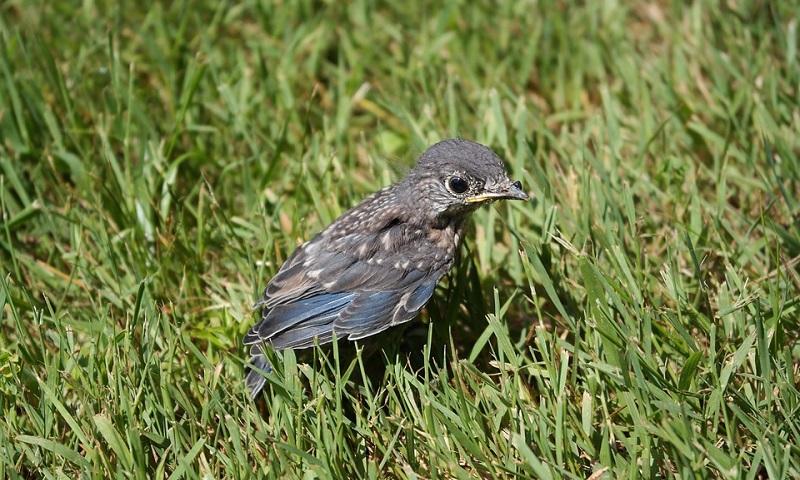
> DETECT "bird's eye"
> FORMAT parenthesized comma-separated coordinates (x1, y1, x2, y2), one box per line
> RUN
(447, 176, 469, 194)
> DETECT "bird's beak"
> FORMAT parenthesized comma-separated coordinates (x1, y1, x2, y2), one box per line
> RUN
(465, 180, 529, 204)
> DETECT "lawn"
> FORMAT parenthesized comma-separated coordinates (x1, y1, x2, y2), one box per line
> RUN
(1, 0, 799, 478)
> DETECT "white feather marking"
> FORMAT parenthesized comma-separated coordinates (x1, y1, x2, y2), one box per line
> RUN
(399, 291, 411, 307)
(307, 269, 322, 279)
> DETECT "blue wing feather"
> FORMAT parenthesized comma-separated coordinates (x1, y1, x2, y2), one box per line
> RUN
(335, 291, 398, 333)
(405, 281, 436, 312)
(244, 292, 354, 344)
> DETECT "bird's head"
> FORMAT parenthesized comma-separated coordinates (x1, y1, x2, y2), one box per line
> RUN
(405, 139, 529, 222)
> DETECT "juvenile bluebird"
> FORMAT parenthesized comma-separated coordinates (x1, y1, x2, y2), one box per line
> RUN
(244, 139, 528, 397)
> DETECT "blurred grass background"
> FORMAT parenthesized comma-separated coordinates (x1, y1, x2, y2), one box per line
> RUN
(1, 0, 799, 477)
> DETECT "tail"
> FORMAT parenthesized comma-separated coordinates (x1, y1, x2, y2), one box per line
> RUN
(245, 348, 272, 399)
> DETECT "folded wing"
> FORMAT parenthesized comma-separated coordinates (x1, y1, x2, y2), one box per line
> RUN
(244, 222, 449, 351)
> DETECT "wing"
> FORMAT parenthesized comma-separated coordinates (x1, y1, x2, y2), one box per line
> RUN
(252, 280, 438, 349)
(244, 211, 454, 350)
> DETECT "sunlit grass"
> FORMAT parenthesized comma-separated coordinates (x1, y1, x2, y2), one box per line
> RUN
(1, 0, 799, 478)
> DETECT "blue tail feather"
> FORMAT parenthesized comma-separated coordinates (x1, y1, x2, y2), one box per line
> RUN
(245, 350, 272, 398)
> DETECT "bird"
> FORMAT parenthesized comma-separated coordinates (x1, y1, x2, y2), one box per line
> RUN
(244, 138, 528, 397)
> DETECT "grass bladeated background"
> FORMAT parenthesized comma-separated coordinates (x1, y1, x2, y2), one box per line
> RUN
(1, 0, 799, 478)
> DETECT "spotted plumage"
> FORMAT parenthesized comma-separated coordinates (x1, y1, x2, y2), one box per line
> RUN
(244, 138, 528, 397)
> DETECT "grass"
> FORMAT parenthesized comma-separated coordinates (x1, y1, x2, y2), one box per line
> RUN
(1, 0, 799, 477)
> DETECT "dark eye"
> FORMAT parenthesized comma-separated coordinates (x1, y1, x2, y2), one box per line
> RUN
(448, 176, 469, 194)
